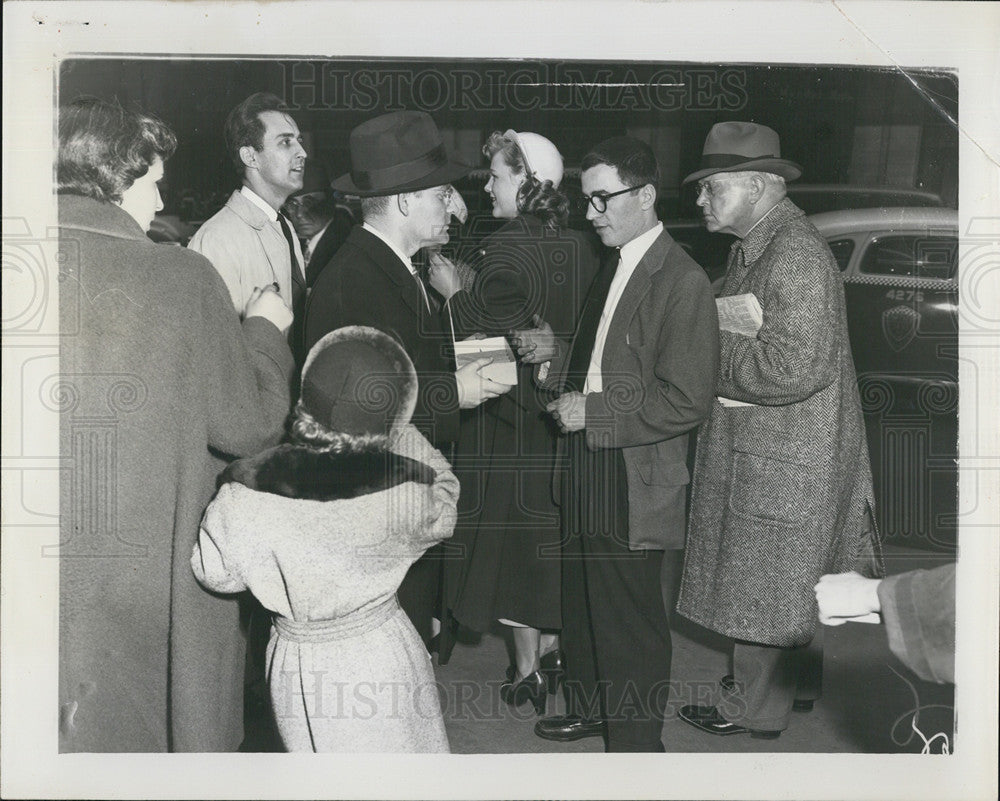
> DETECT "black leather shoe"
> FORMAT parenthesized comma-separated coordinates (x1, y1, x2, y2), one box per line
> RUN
(534, 715, 606, 742)
(501, 670, 547, 716)
(678, 705, 781, 740)
(539, 648, 564, 694)
(720, 675, 814, 713)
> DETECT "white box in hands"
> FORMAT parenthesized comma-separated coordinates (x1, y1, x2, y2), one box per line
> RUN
(453, 336, 518, 386)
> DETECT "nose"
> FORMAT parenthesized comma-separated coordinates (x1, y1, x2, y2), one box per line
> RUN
(446, 188, 468, 224)
(695, 186, 708, 209)
(155, 186, 164, 213)
(585, 203, 598, 221)
(484, 176, 493, 194)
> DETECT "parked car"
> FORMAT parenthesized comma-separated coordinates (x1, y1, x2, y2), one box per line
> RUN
(811, 207, 958, 551)
(661, 186, 945, 284)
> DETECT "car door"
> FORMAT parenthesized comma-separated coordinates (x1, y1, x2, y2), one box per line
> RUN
(837, 225, 959, 551)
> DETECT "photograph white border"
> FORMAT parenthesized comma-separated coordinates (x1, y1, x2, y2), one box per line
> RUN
(2, 2, 998, 799)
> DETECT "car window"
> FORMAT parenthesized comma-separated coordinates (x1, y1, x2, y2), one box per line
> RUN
(827, 238, 855, 272)
(859, 235, 957, 280)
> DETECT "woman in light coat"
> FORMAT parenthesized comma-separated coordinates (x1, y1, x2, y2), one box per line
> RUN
(193, 326, 458, 752)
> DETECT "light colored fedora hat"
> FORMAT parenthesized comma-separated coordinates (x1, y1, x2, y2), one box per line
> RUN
(683, 122, 801, 184)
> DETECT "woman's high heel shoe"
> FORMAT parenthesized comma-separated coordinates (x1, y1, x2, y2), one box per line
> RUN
(539, 648, 564, 695)
(500, 670, 547, 716)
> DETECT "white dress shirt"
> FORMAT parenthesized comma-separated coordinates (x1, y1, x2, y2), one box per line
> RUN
(583, 221, 663, 395)
(362, 222, 430, 311)
(240, 185, 279, 221)
(240, 185, 305, 282)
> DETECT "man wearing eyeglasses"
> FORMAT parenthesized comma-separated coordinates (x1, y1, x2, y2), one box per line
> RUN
(675, 122, 882, 741)
(282, 159, 356, 289)
(304, 110, 511, 650)
(516, 136, 719, 752)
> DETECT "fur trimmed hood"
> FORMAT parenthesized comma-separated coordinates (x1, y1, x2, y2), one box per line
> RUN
(301, 325, 419, 437)
(219, 443, 435, 502)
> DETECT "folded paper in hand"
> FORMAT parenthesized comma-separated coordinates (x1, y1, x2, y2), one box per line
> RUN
(716, 293, 763, 408)
(716, 293, 764, 338)
(454, 336, 518, 386)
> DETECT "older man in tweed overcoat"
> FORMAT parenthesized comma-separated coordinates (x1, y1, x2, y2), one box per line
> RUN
(675, 123, 883, 739)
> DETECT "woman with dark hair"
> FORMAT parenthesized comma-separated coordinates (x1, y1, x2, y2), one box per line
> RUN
(193, 326, 458, 752)
(57, 97, 295, 752)
(429, 130, 601, 715)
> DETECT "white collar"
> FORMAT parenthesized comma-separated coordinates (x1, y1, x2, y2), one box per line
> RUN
(240, 185, 280, 222)
(618, 221, 663, 267)
(363, 222, 415, 273)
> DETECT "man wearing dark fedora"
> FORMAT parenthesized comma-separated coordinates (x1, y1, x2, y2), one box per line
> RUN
(282, 159, 356, 289)
(675, 121, 883, 739)
(303, 110, 511, 647)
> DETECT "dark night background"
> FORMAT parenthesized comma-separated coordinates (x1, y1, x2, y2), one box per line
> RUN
(57, 58, 960, 552)
(59, 59, 958, 224)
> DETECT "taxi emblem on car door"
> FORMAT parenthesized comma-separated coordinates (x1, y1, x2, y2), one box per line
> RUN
(882, 305, 920, 352)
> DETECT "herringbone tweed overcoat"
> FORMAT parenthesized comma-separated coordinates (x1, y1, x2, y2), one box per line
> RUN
(676, 199, 883, 647)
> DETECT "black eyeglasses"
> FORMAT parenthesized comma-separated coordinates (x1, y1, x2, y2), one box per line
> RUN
(581, 185, 644, 213)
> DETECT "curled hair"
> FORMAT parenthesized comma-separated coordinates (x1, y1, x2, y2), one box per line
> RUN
(581, 135, 660, 196)
(224, 92, 289, 172)
(57, 97, 176, 203)
(287, 401, 389, 453)
(482, 131, 568, 229)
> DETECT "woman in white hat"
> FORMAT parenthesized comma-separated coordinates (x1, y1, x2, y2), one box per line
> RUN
(430, 130, 602, 716)
(192, 326, 458, 752)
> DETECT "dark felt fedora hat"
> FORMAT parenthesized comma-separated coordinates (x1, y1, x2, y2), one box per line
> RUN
(332, 111, 471, 197)
(683, 122, 801, 184)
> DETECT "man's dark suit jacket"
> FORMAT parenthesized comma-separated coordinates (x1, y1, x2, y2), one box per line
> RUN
(304, 207, 355, 288)
(303, 225, 460, 446)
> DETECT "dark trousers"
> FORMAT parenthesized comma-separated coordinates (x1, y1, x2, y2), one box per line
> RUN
(397, 440, 456, 646)
(560, 436, 673, 752)
(719, 633, 824, 731)
(397, 548, 442, 644)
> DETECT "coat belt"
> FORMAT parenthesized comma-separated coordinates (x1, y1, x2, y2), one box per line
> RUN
(272, 596, 399, 642)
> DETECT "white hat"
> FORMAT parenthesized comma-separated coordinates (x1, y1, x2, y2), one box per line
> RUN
(504, 130, 564, 188)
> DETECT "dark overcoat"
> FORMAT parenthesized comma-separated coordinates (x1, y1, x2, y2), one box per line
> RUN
(303, 206, 355, 287)
(445, 215, 601, 630)
(57, 195, 294, 752)
(676, 199, 883, 647)
(303, 226, 460, 446)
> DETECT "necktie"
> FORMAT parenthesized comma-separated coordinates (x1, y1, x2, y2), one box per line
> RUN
(301, 241, 312, 269)
(278, 213, 307, 360)
(565, 250, 620, 393)
(412, 268, 431, 313)
(278, 214, 306, 310)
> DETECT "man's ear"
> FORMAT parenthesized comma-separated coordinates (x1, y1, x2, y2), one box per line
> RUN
(239, 145, 258, 171)
(747, 174, 768, 204)
(639, 183, 657, 211)
(396, 192, 410, 217)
